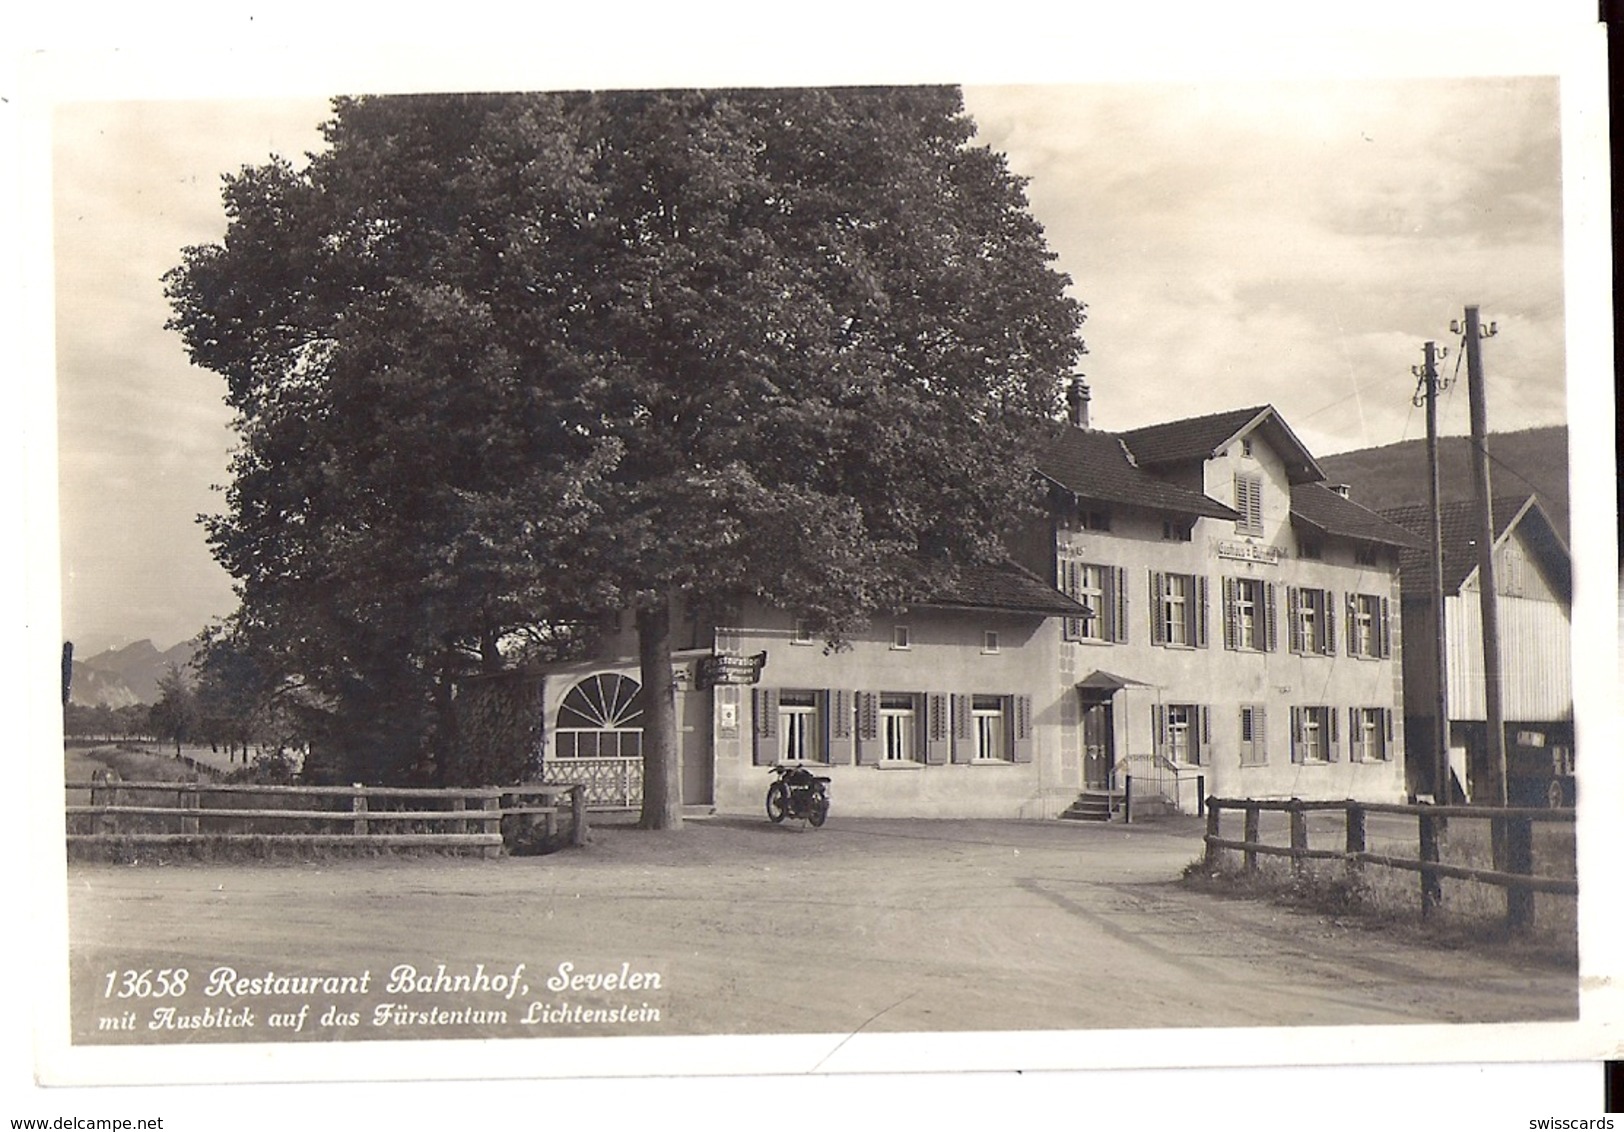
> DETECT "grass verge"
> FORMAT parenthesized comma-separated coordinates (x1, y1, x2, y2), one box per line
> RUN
(1183, 850, 1577, 971)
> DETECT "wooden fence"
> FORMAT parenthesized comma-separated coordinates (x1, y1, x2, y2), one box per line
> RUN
(1202, 797, 1576, 932)
(67, 772, 588, 857)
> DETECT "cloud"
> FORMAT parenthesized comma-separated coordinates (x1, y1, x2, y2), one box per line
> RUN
(962, 76, 1566, 454)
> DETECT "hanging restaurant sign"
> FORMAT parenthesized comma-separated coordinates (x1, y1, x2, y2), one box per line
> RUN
(697, 651, 767, 690)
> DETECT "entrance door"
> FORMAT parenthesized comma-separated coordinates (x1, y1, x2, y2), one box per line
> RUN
(678, 688, 714, 805)
(1082, 699, 1113, 789)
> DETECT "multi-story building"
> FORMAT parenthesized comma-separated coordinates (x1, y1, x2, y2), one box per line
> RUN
(530, 387, 1421, 818)
(1024, 386, 1421, 814)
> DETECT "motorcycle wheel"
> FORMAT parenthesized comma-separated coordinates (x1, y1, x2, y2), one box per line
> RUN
(807, 793, 829, 828)
(766, 781, 790, 824)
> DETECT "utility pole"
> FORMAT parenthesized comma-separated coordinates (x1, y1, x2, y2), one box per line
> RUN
(1411, 341, 1452, 804)
(1457, 305, 1508, 812)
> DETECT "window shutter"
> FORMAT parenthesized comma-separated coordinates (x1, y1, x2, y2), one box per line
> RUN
(1256, 706, 1267, 765)
(925, 693, 950, 765)
(1222, 577, 1238, 651)
(1195, 575, 1209, 648)
(1197, 705, 1211, 766)
(1288, 588, 1303, 654)
(1349, 707, 1362, 762)
(1113, 567, 1129, 642)
(1345, 594, 1358, 657)
(1062, 559, 1080, 641)
(826, 689, 854, 765)
(1322, 590, 1337, 654)
(753, 688, 779, 765)
(1290, 706, 1302, 764)
(1327, 707, 1340, 761)
(1011, 695, 1034, 764)
(854, 691, 879, 765)
(1152, 704, 1165, 760)
(1379, 597, 1392, 658)
(1150, 571, 1166, 645)
(951, 694, 972, 763)
(1264, 583, 1278, 652)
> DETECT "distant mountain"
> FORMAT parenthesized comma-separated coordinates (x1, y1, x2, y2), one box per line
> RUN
(1317, 425, 1569, 542)
(68, 639, 199, 708)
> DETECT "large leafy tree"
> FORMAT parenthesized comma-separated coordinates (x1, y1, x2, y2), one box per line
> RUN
(166, 88, 1084, 822)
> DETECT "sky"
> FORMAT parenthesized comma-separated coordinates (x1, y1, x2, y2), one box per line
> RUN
(46, 75, 1582, 657)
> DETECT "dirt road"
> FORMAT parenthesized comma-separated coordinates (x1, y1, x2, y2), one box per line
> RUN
(65, 815, 1574, 1046)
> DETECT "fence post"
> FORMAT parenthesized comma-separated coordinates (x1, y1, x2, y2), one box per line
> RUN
(180, 783, 200, 836)
(1419, 808, 1442, 917)
(1203, 800, 1222, 869)
(451, 794, 468, 835)
(1505, 815, 1535, 934)
(1123, 775, 1133, 825)
(351, 785, 368, 836)
(1197, 775, 1206, 817)
(1288, 800, 1308, 876)
(1243, 805, 1259, 874)
(1345, 802, 1366, 873)
(571, 785, 589, 847)
(481, 794, 501, 858)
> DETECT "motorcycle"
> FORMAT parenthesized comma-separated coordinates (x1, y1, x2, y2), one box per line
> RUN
(766, 765, 830, 827)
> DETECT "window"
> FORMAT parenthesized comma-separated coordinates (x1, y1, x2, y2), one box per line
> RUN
(1222, 576, 1276, 651)
(1288, 587, 1337, 655)
(971, 695, 1007, 761)
(757, 689, 854, 766)
(1154, 703, 1209, 766)
(891, 625, 911, 650)
(555, 673, 645, 759)
(1079, 508, 1112, 531)
(1241, 437, 1254, 457)
(1239, 705, 1268, 766)
(1346, 593, 1391, 659)
(1349, 707, 1392, 762)
(1290, 705, 1339, 763)
(1162, 519, 1193, 542)
(981, 631, 1000, 654)
(951, 693, 1033, 764)
(1063, 562, 1126, 643)
(1234, 473, 1264, 536)
(1297, 537, 1323, 561)
(1355, 544, 1380, 567)
(792, 619, 814, 645)
(777, 690, 823, 763)
(879, 693, 920, 762)
(1499, 543, 1527, 597)
(1151, 571, 1207, 648)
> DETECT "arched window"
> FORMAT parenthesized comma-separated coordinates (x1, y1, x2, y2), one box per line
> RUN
(555, 673, 645, 759)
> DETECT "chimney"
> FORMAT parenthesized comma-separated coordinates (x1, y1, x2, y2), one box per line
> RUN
(1066, 375, 1091, 430)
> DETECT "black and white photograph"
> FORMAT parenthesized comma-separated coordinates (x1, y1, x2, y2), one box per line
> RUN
(10, 3, 1620, 1126)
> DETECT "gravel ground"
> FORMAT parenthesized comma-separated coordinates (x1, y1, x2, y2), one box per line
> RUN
(65, 812, 1576, 1048)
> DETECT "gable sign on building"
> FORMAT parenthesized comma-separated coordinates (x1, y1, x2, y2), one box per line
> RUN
(1215, 540, 1283, 566)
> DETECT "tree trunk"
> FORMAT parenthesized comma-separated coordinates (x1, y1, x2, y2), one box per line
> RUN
(637, 600, 683, 830)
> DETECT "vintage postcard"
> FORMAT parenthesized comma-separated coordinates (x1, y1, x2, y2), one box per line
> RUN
(13, 4, 1620, 1122)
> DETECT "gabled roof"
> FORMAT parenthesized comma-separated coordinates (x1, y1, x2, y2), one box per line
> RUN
(1381, 494, 1571, 598)
(1290, 483, 1427, 550)
(1037, 422, 1241, 520)
(917, 560, 1092, 618)
(1119, 404, 1324, 484)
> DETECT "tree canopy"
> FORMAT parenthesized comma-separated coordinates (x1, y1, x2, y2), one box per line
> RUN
(165, 87, 1085, 811)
